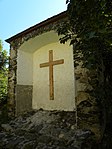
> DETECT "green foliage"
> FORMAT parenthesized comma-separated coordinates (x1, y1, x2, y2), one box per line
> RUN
(57, 0, 112, 147)
(0, 70, 8, 100)
(58, 0, 112, 100)
(58, 0, 112, 69)
(0, 40, 8, 119)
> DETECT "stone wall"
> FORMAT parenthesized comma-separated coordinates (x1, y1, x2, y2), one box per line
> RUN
(7, 45, 17, 117)
(75, 63, 101, 140)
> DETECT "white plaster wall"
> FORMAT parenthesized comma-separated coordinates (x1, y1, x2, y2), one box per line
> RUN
(17, 50, 33, 85)
(18, 31, 60, 53)
(33, 42, 75, 111)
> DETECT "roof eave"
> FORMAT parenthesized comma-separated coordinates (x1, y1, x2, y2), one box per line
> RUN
(5, 11, 67, 43)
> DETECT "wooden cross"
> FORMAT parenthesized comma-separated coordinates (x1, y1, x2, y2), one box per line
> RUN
(40, 50, 64, 100)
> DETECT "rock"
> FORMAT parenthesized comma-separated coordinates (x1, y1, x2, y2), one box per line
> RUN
(71, 125, 76, 130)
(59, 133, 64, 139)
(0, 132, 5, 140)
(75, 129, 91, 139)
(0, 110, 93, 149)
(22, 141, 35, 149)
(1, 124, 13, 132)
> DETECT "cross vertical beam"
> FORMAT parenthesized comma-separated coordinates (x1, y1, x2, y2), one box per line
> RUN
(40, 50, 64, 100)
(49, 50, 54, 100)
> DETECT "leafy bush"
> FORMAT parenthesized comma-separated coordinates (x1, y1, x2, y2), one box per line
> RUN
(0, 40, 8, 123)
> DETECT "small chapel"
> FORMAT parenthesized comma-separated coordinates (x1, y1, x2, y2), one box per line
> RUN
(6, 10, 99, 121)
(6, 11, 76, 114)
(6, 10, 102, 139)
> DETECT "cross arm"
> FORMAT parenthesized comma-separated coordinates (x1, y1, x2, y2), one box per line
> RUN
(52, 59, 64, 66)
(40, 62, 49, 68)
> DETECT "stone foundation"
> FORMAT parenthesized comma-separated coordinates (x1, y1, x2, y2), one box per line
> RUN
(16, 85, 33, 115)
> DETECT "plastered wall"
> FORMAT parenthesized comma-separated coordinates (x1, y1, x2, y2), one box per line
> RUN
(17, 50, 33, 85)
(16, 50, 33, 114)
(33, 42, 75, 111)
(16, 31, 76, 112)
